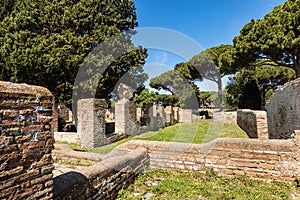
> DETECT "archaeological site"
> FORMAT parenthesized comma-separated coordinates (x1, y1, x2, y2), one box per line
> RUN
(0, 77, 299, 199)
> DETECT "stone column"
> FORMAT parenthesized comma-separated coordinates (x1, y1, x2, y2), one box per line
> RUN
(77, 98, 108, 148)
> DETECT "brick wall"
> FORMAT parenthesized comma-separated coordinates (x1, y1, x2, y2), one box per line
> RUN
(267, 78, 300, 139)
(117, 138, 300, 182)
(0, 81, 54, 199)
(53, 147, 149, 199)
(237, 109, 268, 139)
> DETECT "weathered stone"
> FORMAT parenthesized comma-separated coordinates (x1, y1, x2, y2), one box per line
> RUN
(267, 78, 300, 139)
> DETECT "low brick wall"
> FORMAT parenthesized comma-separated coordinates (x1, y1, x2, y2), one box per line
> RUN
(53, 147, 149, 199)
(0, 81, 54, 199)
(237, 109, 268, 139)
(117, 138, 300, 182)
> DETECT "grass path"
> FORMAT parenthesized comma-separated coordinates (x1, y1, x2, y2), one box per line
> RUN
(89, 119, 247, 154)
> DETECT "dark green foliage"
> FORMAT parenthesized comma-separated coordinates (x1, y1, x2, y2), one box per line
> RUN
(133, 88, 157, 108)
(234, 0, 300, 77)
(0, 0, 147, 107)
(238, 80, 261, 110)
(149, 70, 200, 109)
(174, 62, 202, 81)
(225, 65, 295, 110)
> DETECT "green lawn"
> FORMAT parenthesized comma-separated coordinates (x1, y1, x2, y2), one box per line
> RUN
(89, 119, 248, 154)
(117, 169, 300, 200)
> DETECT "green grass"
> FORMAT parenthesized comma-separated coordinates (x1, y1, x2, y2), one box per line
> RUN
(117, 169, 300, 200)
(89, 119, 248, 154)
(89, 137, 133, 154)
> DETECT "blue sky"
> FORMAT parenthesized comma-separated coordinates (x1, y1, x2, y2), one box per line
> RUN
(132, 0, 286, 91)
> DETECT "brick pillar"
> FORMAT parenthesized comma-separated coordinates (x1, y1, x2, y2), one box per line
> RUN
(115, 99, 130, 135)
(180, 109, 193, 123)
(165, 106, 174, 126)
(77, 98, 108, 148)
(149, 104, 158, 131)
(256, 111, 268, 140)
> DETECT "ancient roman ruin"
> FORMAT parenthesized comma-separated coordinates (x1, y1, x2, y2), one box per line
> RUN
(0, 78, 299, 199)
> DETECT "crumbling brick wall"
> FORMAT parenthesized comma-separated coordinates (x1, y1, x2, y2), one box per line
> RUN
(0, 81, 55, 199)
(267, 78, 300, 139)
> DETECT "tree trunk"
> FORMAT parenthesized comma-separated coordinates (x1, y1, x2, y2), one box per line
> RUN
(294, 48, 300, 78)
(296, 59, 300, 78)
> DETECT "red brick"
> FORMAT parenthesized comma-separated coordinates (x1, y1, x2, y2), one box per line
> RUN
(19, 110, 34, 115)
(260, 163, 274, 170)
(21, 125, 44, 134)
(3, 110, 18, 118)
(0, 185, 20, 198)
(0, 136, 14, 144)
(38, 117, 51, 123)
(17, 170, 40, 182)
(21, 141, 45, 149)
(15, 134, 32, 143)
(30, 174, 53, 185)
